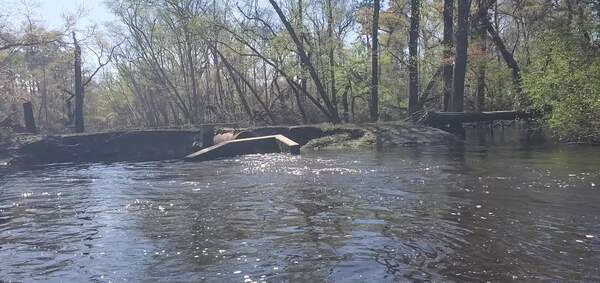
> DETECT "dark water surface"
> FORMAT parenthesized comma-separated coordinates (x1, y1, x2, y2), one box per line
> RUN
(1, 136, 600, 282)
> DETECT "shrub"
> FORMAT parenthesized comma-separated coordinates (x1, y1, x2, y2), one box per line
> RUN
(524, 34, 600, 143)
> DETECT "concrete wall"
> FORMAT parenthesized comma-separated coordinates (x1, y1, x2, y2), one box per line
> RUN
(15, 129, 202, 164)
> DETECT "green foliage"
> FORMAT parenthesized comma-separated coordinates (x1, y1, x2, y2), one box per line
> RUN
(524, 34, 600, 143)
(484, 60, 517, 111)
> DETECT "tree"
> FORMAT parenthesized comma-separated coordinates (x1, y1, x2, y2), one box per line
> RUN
(407, 0, 420, 116)
(524, 32, 600, 143)
(326, 0, 337, 114)
(72, 32, 84, 133)
(442, 0, 454, 111)
(369, 0, 380, 121)
(522, 1, 600, 143)
(451, 0, 470, 112)
(268, 0, 340, 123)
(71, 32, 115, 133)
(2, 0, 586, 143)
(296, 0, 309, 124)
(474, 0, 489, 112)
(482, 15, 523, 103)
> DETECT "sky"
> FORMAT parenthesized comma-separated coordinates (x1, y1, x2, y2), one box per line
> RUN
(42, 0, 116, 31)
(3, 0, 116, 31)
(40, 0, 115, 29)
(1, 0, 119, 70)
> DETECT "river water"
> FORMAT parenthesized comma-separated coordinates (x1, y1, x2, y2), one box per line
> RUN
(1, 131, 599, 282)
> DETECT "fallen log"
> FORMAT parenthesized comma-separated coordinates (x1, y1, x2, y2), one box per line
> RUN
(184, 134, 300, 162)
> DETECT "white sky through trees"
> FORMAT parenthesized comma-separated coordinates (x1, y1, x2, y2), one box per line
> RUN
(43, 0, 115, 30)
(3, 0, 115, 30)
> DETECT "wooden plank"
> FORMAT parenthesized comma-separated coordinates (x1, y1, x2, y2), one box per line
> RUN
(184, 134, 300, 162)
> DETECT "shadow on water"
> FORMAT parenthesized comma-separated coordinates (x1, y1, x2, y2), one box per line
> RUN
(1, 126, 599, 282)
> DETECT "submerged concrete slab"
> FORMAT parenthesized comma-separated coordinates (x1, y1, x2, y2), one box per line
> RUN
(184, 134, 300, 162)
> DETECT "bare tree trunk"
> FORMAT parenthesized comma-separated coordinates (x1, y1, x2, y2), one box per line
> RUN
(418, 66, 444, 109)
(342, 82, 350, 122)
(211, 0, 226, 114)
(184, 28, 199, 123)
(482, 15, 523, 100)
(233, 58, 276, 124)
(442, 0, 454, 111)
(451, 0, 470, 113)
(351, 96, 356, 121)
(42, 67, 49, 130)
(217, 50, 254, 121)
(288, 77, 308, 123)
(269, 0, 339, 123)
(408, 0, 420, 116)
(73, 32, 85, 133)
(212, 44, 276, 124)
(297, 0, 308, 124)
(369, 0, 380, 122)
(475, 0, 488, 112)
(262, 63, 270, 107)
(575, 1, 591, 44)
(213, 49, 225, 111)
(326, 0, 337, 114)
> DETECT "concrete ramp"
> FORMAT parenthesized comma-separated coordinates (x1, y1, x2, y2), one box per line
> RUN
(184, 134, 300, 162)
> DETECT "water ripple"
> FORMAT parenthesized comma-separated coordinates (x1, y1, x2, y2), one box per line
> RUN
(1, 146, 599, 281)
